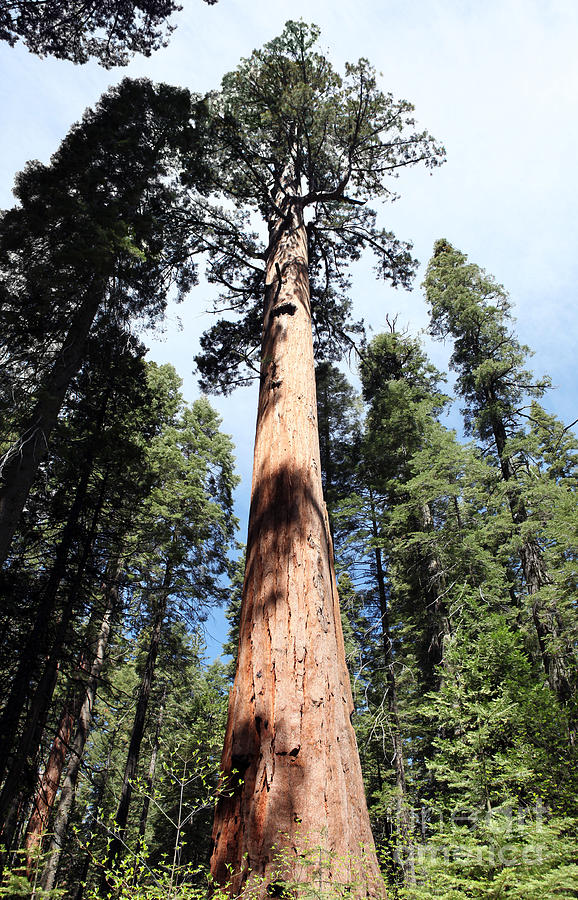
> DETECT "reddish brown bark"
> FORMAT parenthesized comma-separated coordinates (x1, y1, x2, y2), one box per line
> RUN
(41, 587, 115, 893)
(23, 701, 77, 869)
(211, 182, 385, 897)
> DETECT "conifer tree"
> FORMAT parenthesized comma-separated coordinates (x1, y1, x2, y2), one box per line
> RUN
(0, 1, 217, 67)
(0, 330, 167, 861)
(424, 240, 576, 702)
(105, 392, 238, 875)
(0, 77, 207, 569)
(195, 22, 444, 896)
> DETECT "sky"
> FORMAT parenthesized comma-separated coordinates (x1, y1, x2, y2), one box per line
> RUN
(1, 0, 577, 655)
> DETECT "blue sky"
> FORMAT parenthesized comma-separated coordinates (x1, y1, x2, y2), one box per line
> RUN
(2, 0, 577, 656)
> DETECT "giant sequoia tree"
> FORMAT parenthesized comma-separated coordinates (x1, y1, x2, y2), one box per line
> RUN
(196, 22, 444, 897)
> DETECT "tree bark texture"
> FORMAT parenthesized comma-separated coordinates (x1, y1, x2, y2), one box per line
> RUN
(23, 699, 78, 871)
(105, 567, 171, 875)
(211, 187, 385, 897)
(41, 590, 115, 893)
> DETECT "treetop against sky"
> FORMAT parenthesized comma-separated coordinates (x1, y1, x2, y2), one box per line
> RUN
(1, 1, 576, 652)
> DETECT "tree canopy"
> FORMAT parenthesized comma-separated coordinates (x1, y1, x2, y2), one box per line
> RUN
(0, 20, 576, 900)
(0, 0, 217, 67)
(194, 20, 445, 393)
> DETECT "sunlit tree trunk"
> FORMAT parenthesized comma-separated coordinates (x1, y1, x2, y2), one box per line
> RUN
(23, 699, 79, 872)
(211, 172, 385, 898)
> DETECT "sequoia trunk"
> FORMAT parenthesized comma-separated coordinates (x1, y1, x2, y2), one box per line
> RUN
(211, 179, 385, 897)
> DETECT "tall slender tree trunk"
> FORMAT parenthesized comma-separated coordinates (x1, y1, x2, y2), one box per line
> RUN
(0, 445, 97, 783)
(0, 470, 109, 842)
(0, 286, 103, 568)
(370, 503, 415, 885)
(138, 685, 167, 843)
(0, 660, 61, 861)
(40, 581, 116, 894)
(23, 698, 79, 872)
(211, 173, 385, 897)
(105, 564, 172, 875)
(419, 502, 451, 690)
(23, 562, 118, 872)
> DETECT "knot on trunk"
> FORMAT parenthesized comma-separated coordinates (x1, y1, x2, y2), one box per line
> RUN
(271, 302, 297, 318)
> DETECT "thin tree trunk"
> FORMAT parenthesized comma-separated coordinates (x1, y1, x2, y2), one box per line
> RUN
(138, 685, 167, 843)
(370, 502, 415, 886)
(0, 287, 103, 568)
(0, 384, 111, 784)
(0, 451, 95, 784)
(105, 564, 172, 875)
(40, 582, 116, 893)
(211, 172, 385, 898)
(0, 659, 61, 861)
(23, 566, 117, 872)
(419, 502, 451, 690)
(0, 470, 109, 840)
(23, 699, 78, 872)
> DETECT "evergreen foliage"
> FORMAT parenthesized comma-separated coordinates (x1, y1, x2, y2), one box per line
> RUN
(0, 0, 217, 67)
(300, 322, 578, 899)
(193, 20, 444, 394)
(0, 22, 576, 900)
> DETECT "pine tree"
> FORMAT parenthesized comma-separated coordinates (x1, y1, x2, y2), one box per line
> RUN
(104, 392, 238, 875)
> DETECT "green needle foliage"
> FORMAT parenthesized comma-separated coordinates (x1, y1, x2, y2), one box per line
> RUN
(0, 1, 217, 67)
(1, 21, 576, 900)
(424, 239, 578, 702)
(194, 20, 445, 394)
(307, 323, 578, 900)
